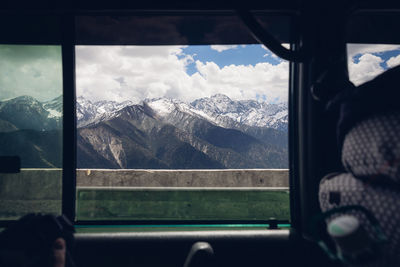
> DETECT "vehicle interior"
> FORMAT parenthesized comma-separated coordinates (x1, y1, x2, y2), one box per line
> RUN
(1, 0, 400, 266)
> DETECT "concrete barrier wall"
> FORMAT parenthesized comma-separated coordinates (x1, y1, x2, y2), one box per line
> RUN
(0, 169, 62, 200)
(0, 169, 289, 194)
(0, 169, 62, 219)
(76, 169, 289, 188)
(0, 169, 289, 220)
(0, 169, 288, 198)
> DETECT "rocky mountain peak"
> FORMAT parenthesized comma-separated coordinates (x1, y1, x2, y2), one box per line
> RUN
(0, 95, 44, 112)
(43, 95, 63, 116)
(0, 94, 288, 169)
(210, 93, 233, 102)
(76, 94, 288, 130)
(0, 95, 61, 131)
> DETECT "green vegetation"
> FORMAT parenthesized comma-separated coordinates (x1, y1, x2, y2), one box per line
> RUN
(77, 189, 290, 221)
(75, 224, 291, 233)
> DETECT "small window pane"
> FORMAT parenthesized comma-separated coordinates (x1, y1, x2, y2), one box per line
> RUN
(347, 44, 400, 85)
(0, 45, 63, 220)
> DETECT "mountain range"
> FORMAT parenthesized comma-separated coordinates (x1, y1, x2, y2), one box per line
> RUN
(0, 94, 288, 169)
(77, 94, 288, 131)
(0, 96, 62, 167)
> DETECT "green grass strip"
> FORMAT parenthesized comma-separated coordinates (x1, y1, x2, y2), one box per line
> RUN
(77, 189, 290, 221)
(74, 223, 291, 233)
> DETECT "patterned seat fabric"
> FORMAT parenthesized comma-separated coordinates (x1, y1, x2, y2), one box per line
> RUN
(319, 112, 400, 266)
(319, 173, 400, 266)
(342, 112, 400, 184)
(318, 65, 400, 266)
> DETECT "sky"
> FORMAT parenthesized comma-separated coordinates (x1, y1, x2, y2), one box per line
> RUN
(75, 44, 288, 104)
(0, 45, 62, 102)
(1, 44, 400, 103)
(347, 44, 400, 85)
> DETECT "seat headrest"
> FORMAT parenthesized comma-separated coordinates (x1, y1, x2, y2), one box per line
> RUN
(342, 111, 400, 184)
(327, 65, 400, 150)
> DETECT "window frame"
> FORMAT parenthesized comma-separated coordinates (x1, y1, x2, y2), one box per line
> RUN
(61, 14, 77, 223)
(0, 10, 298, 230)
(70, 12, 297, 227)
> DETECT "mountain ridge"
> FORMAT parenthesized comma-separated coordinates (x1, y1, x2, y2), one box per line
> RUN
(77, 98, 288, 169)
(0, 94, 288, 169)
(77, 94, 288, 130)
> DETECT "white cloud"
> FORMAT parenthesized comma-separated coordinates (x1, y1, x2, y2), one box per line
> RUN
(0, 45, 63, 102)
(387, 54, 400, 68)
(347, 44, 400, 59)
(348, 53, 385, 85)
(76, 46, 191, 103)
(347, 44, 400, 86)
(76, 45, 288, 104)
(210, 45, 238, 52)
(195, 60, 288, 102)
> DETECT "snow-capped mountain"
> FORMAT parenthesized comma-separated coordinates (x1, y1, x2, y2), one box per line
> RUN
(191, 94, 288, 130)
(77, 96, 288, 169)
(0, 95, 62, 131)
(77, 97, 99, 126)
(140, 94, 287, 130)
(0, 94, 288, 169)
(77, 96, 135, 127)
(144, 97, 217, 123)
(43, 95, 63, 118)
(76, 94, 288, 130)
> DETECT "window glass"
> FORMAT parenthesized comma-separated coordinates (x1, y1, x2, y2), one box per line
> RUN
(75, 44, 289, 222)
(0, 45, 63, 220)
(347, 44, 400, 85)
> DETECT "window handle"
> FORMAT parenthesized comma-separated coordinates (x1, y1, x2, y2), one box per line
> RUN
(183, 242, 215, 267)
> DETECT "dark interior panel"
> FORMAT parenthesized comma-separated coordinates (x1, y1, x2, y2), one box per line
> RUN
(74, 230, 338, 267)
(75, 14, 291, 45)
(347, 11, 400, 44)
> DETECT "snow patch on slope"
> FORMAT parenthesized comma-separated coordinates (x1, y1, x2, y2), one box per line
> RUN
(77, 94, 288, 130)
